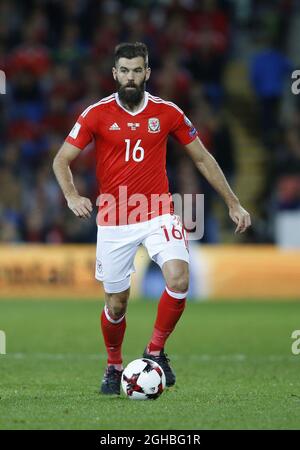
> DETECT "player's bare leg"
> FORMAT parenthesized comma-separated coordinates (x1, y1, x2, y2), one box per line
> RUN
(105, 289, 129, 321)
(162, 259, 189, 293)
(100, 288, 129, 395)
(144, 259, 189, 387)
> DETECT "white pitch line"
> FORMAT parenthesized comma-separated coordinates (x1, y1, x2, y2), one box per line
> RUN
(2, 353, 300, 362)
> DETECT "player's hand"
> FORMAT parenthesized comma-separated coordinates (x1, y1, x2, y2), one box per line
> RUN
(228, 202, 251, 233)
(66, 194, 93, 218)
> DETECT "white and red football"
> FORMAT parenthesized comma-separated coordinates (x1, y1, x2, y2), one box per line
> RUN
(121, 358, 166, 400)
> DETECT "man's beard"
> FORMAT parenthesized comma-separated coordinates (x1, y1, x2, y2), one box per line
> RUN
(116, 78, 146, 108)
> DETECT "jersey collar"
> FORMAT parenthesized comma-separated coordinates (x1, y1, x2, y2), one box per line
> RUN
(115, 91, 149, 116)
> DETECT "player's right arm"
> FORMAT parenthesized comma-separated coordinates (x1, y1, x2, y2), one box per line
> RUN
(52, 141, 93, 218)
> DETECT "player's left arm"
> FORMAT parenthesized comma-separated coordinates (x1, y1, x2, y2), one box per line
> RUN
(185, 137, 251, 233)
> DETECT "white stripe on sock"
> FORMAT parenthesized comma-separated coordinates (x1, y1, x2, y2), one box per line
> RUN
(165, 286, 188, 299)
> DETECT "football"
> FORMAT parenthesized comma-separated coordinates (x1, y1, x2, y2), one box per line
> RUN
(121, 358, 166, 400)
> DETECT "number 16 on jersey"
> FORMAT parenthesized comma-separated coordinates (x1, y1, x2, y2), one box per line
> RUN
(125, 139, 145, 162)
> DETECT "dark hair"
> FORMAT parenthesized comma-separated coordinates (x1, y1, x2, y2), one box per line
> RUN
(114, 42, 149, 67)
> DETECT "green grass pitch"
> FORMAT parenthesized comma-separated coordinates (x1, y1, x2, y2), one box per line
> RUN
(1, 299, 300, 430)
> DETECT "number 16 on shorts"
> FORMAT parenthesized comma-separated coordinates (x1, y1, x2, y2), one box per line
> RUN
(161, 222, 189, 251)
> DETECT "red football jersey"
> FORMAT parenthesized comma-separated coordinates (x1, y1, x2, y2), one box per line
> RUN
(65, 91, 198, 225)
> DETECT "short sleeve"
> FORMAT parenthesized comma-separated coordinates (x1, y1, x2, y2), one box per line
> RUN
(170, 110, 198, 146)
(65, 114, 94, 150)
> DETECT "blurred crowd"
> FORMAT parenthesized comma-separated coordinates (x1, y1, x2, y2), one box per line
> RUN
(0, 0, 298, 244)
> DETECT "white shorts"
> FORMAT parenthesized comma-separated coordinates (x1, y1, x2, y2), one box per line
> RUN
(95, 214, 189, 293)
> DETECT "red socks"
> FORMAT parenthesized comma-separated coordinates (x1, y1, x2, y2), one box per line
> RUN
(147, 286, 187, 354)
(101, 305, 126, 369)
(100, 287, 187, 367)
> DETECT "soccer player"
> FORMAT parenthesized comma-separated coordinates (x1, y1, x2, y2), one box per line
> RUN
(53, 42, 251, 395)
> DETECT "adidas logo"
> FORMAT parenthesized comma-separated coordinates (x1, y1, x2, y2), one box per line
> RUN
(109, 122, 121, 130)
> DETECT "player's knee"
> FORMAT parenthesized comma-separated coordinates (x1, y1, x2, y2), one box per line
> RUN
(168, 277, 189, 293)
(163, 260, 189, 293)
(167, 271, 189, 293)
(105, 290, 129, 319)
(106, 301, 127, 319)
(163, 259, 189, 293)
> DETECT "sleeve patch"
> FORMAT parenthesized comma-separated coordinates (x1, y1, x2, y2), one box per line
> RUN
(69, 122, 81, 139)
